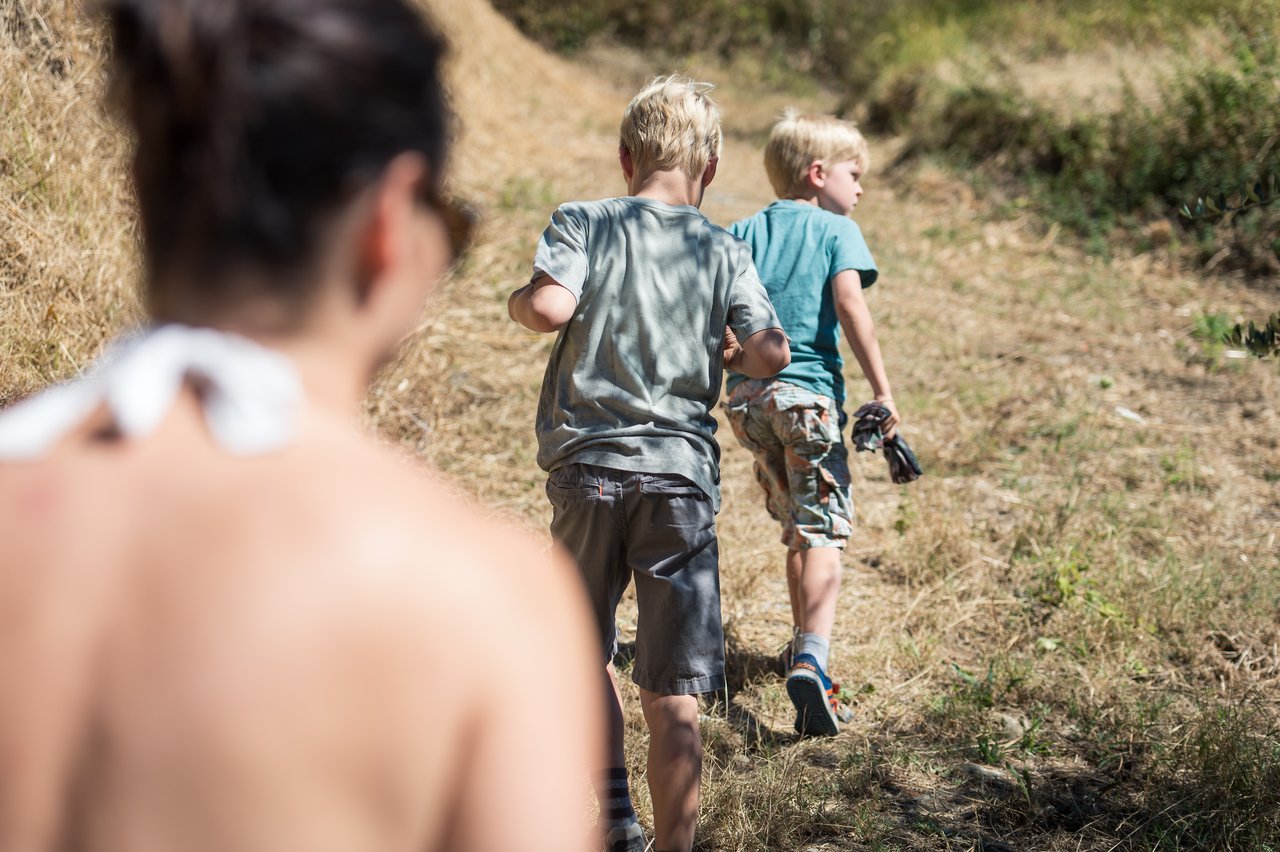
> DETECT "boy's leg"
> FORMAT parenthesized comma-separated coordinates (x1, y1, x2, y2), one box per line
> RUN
(604, 662, 627, 769)
(774, 397, 853, 735)
(786, 548, 803, 629)
(625, 473, 722, 852)
(786, 545, 842, 670)
(639, 689, 701, 852)
(786, 546, 842, 640)
(778, 391, 852, 647)
(547, 465, 642, 846)
(600, 663, 645, 851)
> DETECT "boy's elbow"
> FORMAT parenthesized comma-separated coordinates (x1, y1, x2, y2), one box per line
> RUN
(511, 279, 575, 333)
(528, 314, 566, 333)
(741, 328, 790, 378)
(528, 281, 576, 332)
(763, 341, 791, 376)
(527, 304, 571, 333)
(516, 306, 564, 333)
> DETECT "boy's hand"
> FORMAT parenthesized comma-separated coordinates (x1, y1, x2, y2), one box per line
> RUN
(876, 396, 900, 439)
(722, 326, 743, 370)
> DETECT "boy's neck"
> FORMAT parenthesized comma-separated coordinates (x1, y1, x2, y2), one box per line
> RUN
(630, 168, 706, 209)
(786, 193, 820, 207)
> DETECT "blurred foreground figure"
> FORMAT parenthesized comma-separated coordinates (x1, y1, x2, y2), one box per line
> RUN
(0, 1, 601, 850)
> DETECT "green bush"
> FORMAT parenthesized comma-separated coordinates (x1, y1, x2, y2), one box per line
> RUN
(492, 0, 1271, 98)
(890, 28, 1280, 276)
(493, 0, 1280, 276)
(488, 0, 884, 82)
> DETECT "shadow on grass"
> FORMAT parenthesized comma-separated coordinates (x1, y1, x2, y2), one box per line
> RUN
(716, 632, 802, 751)
(613, 634, 799, 752)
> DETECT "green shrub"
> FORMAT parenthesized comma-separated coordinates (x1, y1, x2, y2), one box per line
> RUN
(493, 0, 1280, 275)
(889, 28, 1280, 276)
(492, 0, 1273, 100)
(488, 0, 885, 81)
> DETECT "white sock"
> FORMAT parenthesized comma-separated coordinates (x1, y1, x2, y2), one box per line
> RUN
(797, 632, 830, 671)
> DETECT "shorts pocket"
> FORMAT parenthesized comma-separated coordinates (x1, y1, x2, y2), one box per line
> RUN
(546, 468, 603, 502)
(639, 476, 705, 498)
(782, 405, 837, 459)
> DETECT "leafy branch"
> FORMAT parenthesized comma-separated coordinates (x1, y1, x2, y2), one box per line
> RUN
(1179, 173, 1278, 359)
(1223, 311, 1280, 359)
(1179, 173, 1280, 222)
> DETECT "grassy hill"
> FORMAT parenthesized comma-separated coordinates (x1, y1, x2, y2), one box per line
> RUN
(500, 0, 1280, 278)
(3, 1, 1279, 848)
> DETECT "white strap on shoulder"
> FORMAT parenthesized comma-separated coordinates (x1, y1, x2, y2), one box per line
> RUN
(0, 324, 304, 460)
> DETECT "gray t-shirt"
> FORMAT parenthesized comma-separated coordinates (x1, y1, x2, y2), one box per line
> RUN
(532, 197, 780, 508)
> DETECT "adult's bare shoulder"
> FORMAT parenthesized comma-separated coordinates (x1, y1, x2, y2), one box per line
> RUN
(273, 423, 588, 638)
(278, 432, 603, 852)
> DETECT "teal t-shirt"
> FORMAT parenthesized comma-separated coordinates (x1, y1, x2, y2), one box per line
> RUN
(727, 200, 878, 405)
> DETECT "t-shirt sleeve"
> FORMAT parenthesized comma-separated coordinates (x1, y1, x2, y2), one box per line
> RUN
(829, 218, 879, 288)
(532, 204, 589, 300)
(726, 250, 781, 340)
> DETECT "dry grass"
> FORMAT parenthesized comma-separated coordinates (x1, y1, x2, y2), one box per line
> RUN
(5, 1, 1280, 849)
(0, 0, 137, 404)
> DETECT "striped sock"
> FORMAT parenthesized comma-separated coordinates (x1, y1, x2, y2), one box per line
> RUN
(598, 767, 638, 830)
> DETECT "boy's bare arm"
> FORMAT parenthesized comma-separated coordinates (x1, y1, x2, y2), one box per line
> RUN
(727, 327, 790, 379)
(507, 275, 577, 333)
(832, 269, 900, 437)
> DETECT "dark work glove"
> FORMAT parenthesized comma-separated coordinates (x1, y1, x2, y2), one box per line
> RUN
(851, 401, 923, 484)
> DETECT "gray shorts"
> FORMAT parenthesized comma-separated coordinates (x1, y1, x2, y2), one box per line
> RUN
(547, 463, 725, 696)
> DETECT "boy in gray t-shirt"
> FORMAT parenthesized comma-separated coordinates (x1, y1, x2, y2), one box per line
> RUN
(508, 76, 789, 852)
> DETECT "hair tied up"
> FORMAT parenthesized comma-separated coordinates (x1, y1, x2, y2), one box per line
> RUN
(104, 0, 451, 322)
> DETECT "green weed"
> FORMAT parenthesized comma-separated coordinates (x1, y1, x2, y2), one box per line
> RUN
(1159, 443, 1205, 491)
(1142, 698, 1280, 849)
(497, 175, 557, 211)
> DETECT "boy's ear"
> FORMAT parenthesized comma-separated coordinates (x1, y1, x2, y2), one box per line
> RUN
(619, 146, 635, 182)
(701, 156, 719, 189)
(806, 159, 826, 189)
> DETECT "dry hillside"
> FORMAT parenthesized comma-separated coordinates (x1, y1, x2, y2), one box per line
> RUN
(3, 1, 1279, 849)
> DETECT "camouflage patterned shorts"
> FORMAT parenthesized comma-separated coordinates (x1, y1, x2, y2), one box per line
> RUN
(724, 379, 853, 549)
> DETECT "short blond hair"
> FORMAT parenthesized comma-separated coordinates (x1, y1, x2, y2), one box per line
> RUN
(619, 75, 722, 183)
(764, 109, 870, 199)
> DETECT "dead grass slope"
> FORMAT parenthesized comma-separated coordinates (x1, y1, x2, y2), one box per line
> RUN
(0, 1, 136, 404)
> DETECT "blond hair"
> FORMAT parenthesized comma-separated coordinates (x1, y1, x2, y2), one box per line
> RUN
(619, 75, 722, 182)
(764, 109, 870, 199)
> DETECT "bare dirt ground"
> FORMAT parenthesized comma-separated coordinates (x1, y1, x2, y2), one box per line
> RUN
(4, 1, 1278, 849)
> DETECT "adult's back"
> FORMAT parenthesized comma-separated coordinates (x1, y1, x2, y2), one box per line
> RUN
(0, 392, 595, 852)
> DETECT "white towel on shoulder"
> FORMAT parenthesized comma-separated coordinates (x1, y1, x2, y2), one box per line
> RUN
(0, 325, 304, 460)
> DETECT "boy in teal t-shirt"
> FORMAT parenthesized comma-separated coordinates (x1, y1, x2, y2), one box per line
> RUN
(725, 110, 902, 736)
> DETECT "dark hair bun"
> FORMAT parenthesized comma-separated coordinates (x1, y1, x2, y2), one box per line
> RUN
(106, 0, 450, 313)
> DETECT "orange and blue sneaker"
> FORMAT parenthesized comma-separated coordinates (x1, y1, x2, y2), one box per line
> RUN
(786, 653, 840, 736)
